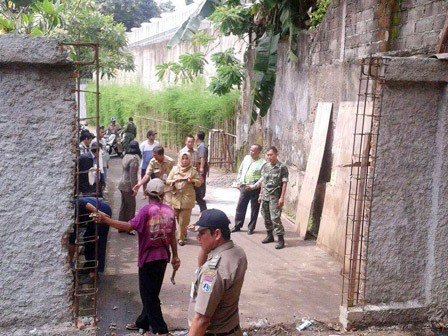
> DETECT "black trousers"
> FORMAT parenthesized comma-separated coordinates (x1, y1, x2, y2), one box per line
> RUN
(195, 170, 207, 212)
(135, 260, 169, 334)
(234, 187, 261, 231)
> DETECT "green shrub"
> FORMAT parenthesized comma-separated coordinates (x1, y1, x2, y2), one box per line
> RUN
(85, 79, 240, 133)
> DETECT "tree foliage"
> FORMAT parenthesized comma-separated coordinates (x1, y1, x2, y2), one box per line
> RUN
(98, 0, 174, 32)
(0, 0, 134, 78)
(167, 0, 327, 124)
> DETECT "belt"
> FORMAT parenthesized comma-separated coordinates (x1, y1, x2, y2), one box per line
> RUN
(205, 325, 240, 336)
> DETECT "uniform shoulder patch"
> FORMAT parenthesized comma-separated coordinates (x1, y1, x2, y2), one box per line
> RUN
(208, 255, 221, 269)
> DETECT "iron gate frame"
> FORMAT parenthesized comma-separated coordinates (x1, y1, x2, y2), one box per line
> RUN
(62, 40, 101, 327)
(341, 57, 389, 308)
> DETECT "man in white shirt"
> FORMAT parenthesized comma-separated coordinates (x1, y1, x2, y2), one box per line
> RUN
(90, 127, 109, 186)
(139, 130, 160, 199)
(231, 144, 266, 235)
(79, 132, 92, 155)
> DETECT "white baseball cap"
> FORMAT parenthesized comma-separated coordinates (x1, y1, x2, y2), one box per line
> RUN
(146, 178, 165, 196)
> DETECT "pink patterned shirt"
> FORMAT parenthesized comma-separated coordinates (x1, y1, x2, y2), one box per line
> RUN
(130, 202, 176, 267)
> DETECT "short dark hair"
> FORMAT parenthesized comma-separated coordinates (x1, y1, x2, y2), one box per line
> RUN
(185, 135, 194, 141)
(209, 227, 231, 241)
(252, 144, 262, 152)
(153, 146, 164, 155)
(80, 133, 91, 141)
(197, 130, 205, 141)
(267, 146, 278, 153)
(129, 117, 134, 121)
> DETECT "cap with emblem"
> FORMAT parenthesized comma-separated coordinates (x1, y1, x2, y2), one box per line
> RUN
(146, 178, 165, 196)
(188, 209, 230, 233)
(147, 130, 157, 137)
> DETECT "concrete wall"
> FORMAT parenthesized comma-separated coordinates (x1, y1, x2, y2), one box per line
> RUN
(341, 58, 448, 327)
(0, 35, 77, 334)
(110, 4, 245, 89)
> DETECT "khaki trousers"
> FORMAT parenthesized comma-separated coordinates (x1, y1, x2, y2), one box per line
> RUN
(175, 208, 192, 241)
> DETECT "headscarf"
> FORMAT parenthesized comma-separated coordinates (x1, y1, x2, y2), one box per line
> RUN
(177, 152, 193, 176)
(127, 140, 141, 157)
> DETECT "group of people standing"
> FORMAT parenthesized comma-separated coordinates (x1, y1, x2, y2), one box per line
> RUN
(119, 130, 209, 246)
(74, 124, 289, 336)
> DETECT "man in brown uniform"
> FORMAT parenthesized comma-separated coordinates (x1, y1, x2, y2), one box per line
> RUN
(187, 209, 247, 336)
(132, 146, 175, 200)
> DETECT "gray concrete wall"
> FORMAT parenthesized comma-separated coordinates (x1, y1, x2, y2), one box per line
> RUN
(0, 35, 76, 334)
(341, 58, 448, 327)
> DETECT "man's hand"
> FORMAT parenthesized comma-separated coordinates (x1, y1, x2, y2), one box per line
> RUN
(237, 184, 241, 190)
(278, 197, 284, 208)
(171, 256, 181, 271)
(258, 195, 262, 204)
(94, 211, 110, 224)
(187, 177, 193, 183)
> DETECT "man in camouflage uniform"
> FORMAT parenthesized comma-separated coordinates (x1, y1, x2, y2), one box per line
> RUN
(122, 117, 137, 153)
(107, 117, 123, 153)
(258, 146, 289, 249)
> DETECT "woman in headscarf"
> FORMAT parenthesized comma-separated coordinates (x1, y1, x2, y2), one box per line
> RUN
(118, 140, 141, 235)
(166, 151, 201, 246)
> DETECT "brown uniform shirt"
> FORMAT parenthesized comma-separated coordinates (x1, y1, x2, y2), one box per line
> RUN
(145, 155, 175, 181)
(188, 241, 247, 335)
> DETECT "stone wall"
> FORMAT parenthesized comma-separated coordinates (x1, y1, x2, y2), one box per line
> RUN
(238, 0, 448, 230)
(0, 35, 77, 334)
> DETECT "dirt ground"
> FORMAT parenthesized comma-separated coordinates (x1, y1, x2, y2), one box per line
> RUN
(95, 156, 444, 336)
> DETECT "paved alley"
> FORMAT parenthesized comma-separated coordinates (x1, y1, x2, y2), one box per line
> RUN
(97, 157, 341, 335)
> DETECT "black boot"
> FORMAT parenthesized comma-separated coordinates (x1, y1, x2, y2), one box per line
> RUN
(275, 235, 285, 249)
(262, 231, 274, 244)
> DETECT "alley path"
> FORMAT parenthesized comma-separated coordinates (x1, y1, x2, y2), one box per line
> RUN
(97, 157, 341, 335)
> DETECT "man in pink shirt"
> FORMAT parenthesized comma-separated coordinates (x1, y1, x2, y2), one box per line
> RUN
(97, 179, 180, 336)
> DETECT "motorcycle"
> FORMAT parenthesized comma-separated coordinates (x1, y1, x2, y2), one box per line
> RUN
(104, 129, 123, 156)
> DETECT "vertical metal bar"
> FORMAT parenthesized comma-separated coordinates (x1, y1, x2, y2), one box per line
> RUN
(74, 41, 81, 327)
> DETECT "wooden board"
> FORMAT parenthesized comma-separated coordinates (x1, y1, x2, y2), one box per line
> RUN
(295, 102, 333, 238)
(317, 101, 372, 260)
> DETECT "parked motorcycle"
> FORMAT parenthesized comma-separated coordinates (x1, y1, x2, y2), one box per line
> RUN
(104, 129, 123, 156)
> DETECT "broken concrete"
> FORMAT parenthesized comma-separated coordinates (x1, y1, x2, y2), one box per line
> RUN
(0, 35, 76, 334)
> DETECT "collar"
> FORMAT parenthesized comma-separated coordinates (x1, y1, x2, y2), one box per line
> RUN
(208, 241, 234, 260)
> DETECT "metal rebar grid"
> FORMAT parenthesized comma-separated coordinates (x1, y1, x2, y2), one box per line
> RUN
(62, 41, 101, 327)
(341, 57, 389, 308)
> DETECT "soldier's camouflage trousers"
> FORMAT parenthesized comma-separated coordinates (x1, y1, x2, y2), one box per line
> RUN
(261, 199, 285, 236)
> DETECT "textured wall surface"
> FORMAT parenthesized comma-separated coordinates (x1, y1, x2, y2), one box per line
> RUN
(364, 58, 448, 322)
(237, 0, 447, 217)
(0, 35, 75, 333)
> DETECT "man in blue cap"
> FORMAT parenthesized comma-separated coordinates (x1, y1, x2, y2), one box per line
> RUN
(187, 209, 247, 336)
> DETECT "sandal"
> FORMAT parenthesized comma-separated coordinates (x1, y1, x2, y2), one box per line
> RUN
(178, 240, 185, 246)
(126, 323, 142, 331)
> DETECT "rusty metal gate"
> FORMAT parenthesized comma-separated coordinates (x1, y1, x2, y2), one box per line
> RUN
(342, 57, 389, 308)
(208, 129, 236, 172)
(63, 41, 101, 327)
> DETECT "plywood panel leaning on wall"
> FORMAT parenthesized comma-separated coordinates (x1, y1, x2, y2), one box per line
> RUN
(295, 102, 333, 239)
(317, 101, 372, 261)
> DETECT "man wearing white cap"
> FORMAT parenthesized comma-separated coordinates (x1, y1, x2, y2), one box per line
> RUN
(97, 179, 180, 336)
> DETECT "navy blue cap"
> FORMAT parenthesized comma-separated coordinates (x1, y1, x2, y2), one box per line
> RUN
(188, 209, 231, 232)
